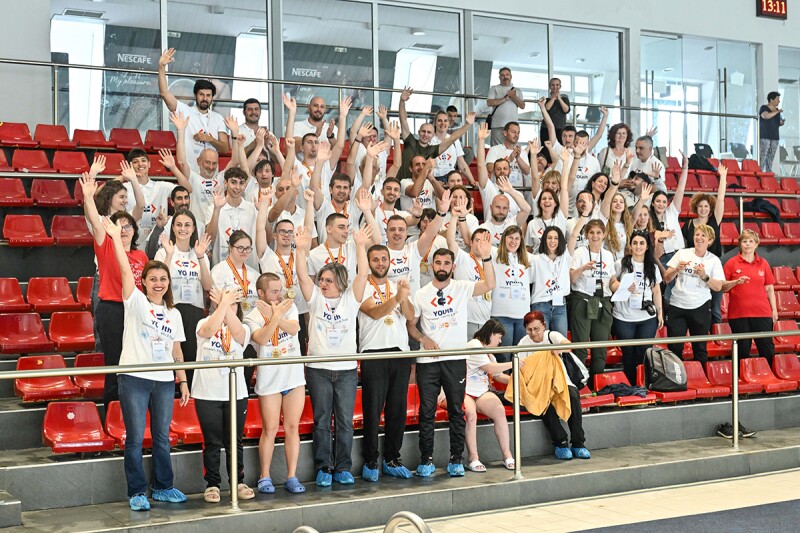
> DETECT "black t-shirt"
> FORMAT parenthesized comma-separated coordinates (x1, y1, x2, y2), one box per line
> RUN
(547, 95, 571, 130)
(759, 105, 781, 141)
(682, 217, 722, 258)
(397, 134, 439, 182)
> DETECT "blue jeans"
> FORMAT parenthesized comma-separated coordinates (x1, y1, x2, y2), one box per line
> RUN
(118, 374, 175, 497)
(492, 316, 527, 363)
(660, 251, 676, 303)
(612, 316, 659, 386)
(305, 367, 358, 472)
(530, 301, 568, 337)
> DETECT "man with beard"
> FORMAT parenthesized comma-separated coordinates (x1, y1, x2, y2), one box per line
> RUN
(267, 169, 318, 244)
(158, 48, 228, 170)
(293, 95, 338, 144)
(358, 245, 416, 482)
(240, 98, 263, 154)
(205, 167, 259, 269)
(475, 124, 523, 222)
(477, 176, 531, 247)
(407, 235, 495, 478)
(308, 144, 361, 242)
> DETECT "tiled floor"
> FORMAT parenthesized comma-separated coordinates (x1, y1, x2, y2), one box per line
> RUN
(344, 468, 800, 532)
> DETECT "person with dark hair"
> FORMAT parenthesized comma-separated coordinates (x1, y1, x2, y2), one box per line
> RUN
(205, 167, 258, 268)
(123, 148, 175, 248)
(409, 207, 450, 288)
(487, 67, 525, 145)
(628, 135, 665, 194)
(475, 124, 524, 224)
(759, 91, 784, 173)
(478, 176, 532, 247)
(442, 185, 479, 252)
(245, 157, 275, 204)
(145, 186, 193, 259)
(295, 224, 371, 487)
(104, 218, 189, 511)
(463, 319, 515, 472)
(399, 156, 445, 239)
(525, 167, 569, 252)
(489, 225, 533, 359)
(210, 230, 260, 313)
(407, 235, 495, 478)
(611, 231, 664, 384)
(540, 77, 570, 143)
(530, 226, 574, 337)
(485, 121, 530, 190)
(240, 97, 262, 151)
(597, 123, 635, 176)
(431, 110, 475, 185)
(293, 95, 337, 142)
(266, 168, 318, 244)
(158, 48, 228, 168)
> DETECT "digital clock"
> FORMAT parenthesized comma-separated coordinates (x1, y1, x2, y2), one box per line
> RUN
(757, 0, 788, 19)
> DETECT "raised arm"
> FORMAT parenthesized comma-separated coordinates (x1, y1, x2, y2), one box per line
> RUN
(497, 176, 531, 229)
(80, 172, 105, 245)
(586, 106, 608, 153)
(328, 97, 352, 167)
(347, 122, 373, 178)
(119, 161, 145, 222)
(417, 190, 450, 254)
(309, 143, 331, 211)
(280, 137, 297, 186)
(528, 139, 542, 200)
(348, 104, 374, 143)
(103, 218, 134, 299)
(351, 225, 372, 301)
(224, 114, 249, 175)
(195, 234, 213, 291)
(670, 150, 690, 212)
(470, 232, 495, 296)
(445, 198, 463, 254)
(599, 160, 622, 219)
(246, 128, 266, 172)
(398, 87, 413, 139)
(385, 120, 403, 179)
(714, 164, 728, 225)
(159, 148, 190, 193)
(198, 288, 241, 339)
(170, 112, 192, 185)
(354, 188, 383, 246)
(157, 48, 178, 113)
(538, 97, 557, 146)
(283, 93, 297, 147)
(204, 188, 227, 241)
(476, 123, 490, 189)
(567, 212, 590, 256)
(293, 226, 315, 303)
(254, 190, 272, 259)
(437, 112, 475, 155)
(268, 167, 300, 224)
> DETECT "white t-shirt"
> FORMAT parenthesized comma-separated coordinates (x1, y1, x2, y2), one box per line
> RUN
(269, 205, 317, 241)
(597, 147, 627, 174)
(291, 158, 334, 210)
(353, 142, 388, 185)
(465, 338, 495, 398)
(293, 118, 337, 141)
(441, 213, 480, 252)
(517, 331, 574, 387)
(454, 249, 492, 326)
(306, 286, 360, 371)
(486, 144, 527, 188)
(613, 259, 663, 322)
(244, 305, 306, 395)
(566, 214, 608, 250)
(487, 84, 519, 128)
(175, 101, 227, 171)
(570, 246, 615, 297)
(658, 203, 686, 254)
(154, 247, 209, 309)
(375, 201, 411, 246)
(479, 217, 517, 248)
(188, 170, 220, 227)
(191, 320, 250, 401)
(410, 235, 448, 288)
(666, 248, 725, 310)
(125, 179, 174, 249)
(210, 260, 260, 313)
(490, 249, 533, 319)
(358, 279, 409, 351)
(316, 198, 358, 243)
(606, 220, 629, 262)
(120, 289, 186, 382)
(207, 200, 258, 269)
(413, 279, 476, 364)
(387, 243, 421, 294)
(151, 216, 206, 256)
(525, 211, 568, 252)
(307, 239, 358, 284)
(399, 177, 436, 222)
(560, 154, 602, 217)
(530, 252, 571, 306)
(629, 154, 666, 193)
(259, 248, 309, 314)
(430, 136, 464, 178)
(477, 180, 521, 220)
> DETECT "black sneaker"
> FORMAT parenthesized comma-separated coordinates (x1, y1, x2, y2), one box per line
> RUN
(717, 423, 734, 439)
(448, 455, 463, 465)
(739, 423, 757, 438)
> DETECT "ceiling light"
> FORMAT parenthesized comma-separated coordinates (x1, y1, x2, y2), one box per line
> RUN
(529, 52, 540, 58)
(411, 28, 426, 36)
(663, 67, 674, 72)
(704, 45, 714, 51)
(575, 58, 585, 64)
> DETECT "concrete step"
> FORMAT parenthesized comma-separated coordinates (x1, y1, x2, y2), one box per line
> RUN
(0, 491, 21, 529)
(5, 428, 800, 532)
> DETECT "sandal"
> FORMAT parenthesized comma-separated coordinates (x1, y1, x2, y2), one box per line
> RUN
(503, 457, 516, 470)
(285, 477, 306, 494)
(203, 487, 220, 503)
(257, 477, 275, 494)
(466, 460, 486, 472)
(237, 483, 255, 500)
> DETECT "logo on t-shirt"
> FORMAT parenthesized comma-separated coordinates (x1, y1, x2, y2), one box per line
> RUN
(430, 294, 453, 307)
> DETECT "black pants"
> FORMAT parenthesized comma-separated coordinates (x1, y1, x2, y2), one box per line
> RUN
(540, 386, 585, 448)
(416, 359, 466, 461)
(539, 125, 563, 145)
(195, 397, 248, 489)
(568, 294, 613, 382)
(729, 316, 776, 366)
(360, 349, 412, 465)
(175, 303, 205, 388)
(667, 301, 711, 365)
(96, 300, 124, 414)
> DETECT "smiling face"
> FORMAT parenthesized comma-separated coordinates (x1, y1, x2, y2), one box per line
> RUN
(538, 190, 556, 215)
(111, 189, 128, 214)
(244, 102, 261, 125)
(613, 128, 628, 148)
(435, 113, 449, 134)
(635, 208, 650, 229)
(308, 97, 326, 122)
(382, 181, 401, 203)
(386, 218, 408, 248)
(130, 155, 150, 180)
(587, 225, 605, 246)
(545, 229, 560, 254)
(592, 175, 609, 195)
(432, 253, 454, 282)
(630, 234, 648, 259)
(326, 217, 349, 245)
(695, 199, 711, 219)
(225, 176, 247, 200)
(254, 163, 273, 187)
(368, 249, 390, 279)
(410, 155, 427, 178)
(143, 266, 170, 304)
(172, 190, 190, 211)
(197, 149, 219, 179)
(503, 124, 520, 144)
(694, 228, 710, 249)
(274, 220, 294, 249)
(330, 178, 351, 204)
(172, 213, 194, 243)
(418, 124, 434, 145)
(611, 193, 626, 214)
(229, 236, 252, 265)
(318, 268, 340, 298)
(503, 229, 522, 254)
(653, 193, 668, 215)
(635, 140, 652, 161)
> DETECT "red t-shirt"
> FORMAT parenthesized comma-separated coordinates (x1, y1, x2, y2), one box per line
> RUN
(723, 253, 775, 319)
(94, 237, 148, 302)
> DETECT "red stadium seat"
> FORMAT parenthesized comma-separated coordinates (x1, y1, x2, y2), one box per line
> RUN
(76, 276, 93, 310)
(73, 129, 115, 149)
(0, 150, 12, 172)
(721, 159, 744, 177)
(773, 266, 800, 291)
(772, 353, 800, 382)
(3, 215, 54, 246)
(708, 323, 732, 358)
(49, 311, 95, 351)
(761, 223, 793, 245)
(105, 401, 178, 448)
(298, 395, 314, 435)
(243, 397, 264, 439)
(665, 172, 678, 190)
(776, 291, 800, 318)
(0, 313, 54, 353)
(696, 174, 719, 191)
(781, 177, 799, 194)
(34, 124, 77, 150)
(706, 360, 763, 394)
(43, 401, 115, 453)
(218, 156, 231, 170)
(14, 354, 80, 402)
(73, 352, 104, 398)
(170, 399, 204, 444)
(636, 365, 696, 402)
(683, 172, 701, 191)
(579, 386, 615, 409)
(739, 175, 760, 192)
(147, 154, 170, 176)
(775, 320, 800, 353)
(684, 360, 730, 398)
(51, 215, 93, 247)
(740, 357, 797, 393)
(405, 384, 419, 424)
(781, 200, 800, 220)
(0, 122, 38, 148)
(109, 128, 144, 151)
(666, 156, 680, 170)
(0, 178, 33, 206)
(11, 149, 55, 173)
(760, 175, 779, 192)
(98, 152, 126, 175)
(52, 151, 89, 174)
(144, 130, 177, 152)
(720, 292, 729, 321)
(741, 159, 773, 178)
(471, 190, 483, 219)
(31, 179, 79, 207)
(0, 278, 31, 313)
(719, 223, 739, 246)
(722, 197, 739, 218)
(594, 371, 658, 406)
(352, 388, 364, 429)
(27, 277, 82, 313)
(781, 222, 800, 244)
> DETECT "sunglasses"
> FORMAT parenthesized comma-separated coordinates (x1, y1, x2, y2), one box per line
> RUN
(436, 289, 446, 307)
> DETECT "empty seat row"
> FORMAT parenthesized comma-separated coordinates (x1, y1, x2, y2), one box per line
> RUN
(3, 215, 93, 246)
(719, 221, 800, 246)
(0, 123, 176, 152)
(0, 276, 91, 313)
(15, 353, 103, 401)
(0, 312, 94, 355)
(0, 150, 174, 176)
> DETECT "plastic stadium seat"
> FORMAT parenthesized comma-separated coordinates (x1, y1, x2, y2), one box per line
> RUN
(759, 175, 779, 192)
(720, 292, 729, 321)
(0, 178, 33, 206)
(34, 124, 77, 150)
(748, 198, 781, 220)
(636, 365, 696, 402)
(109, 128, 144, 151)
(722, 197, 739, 218)
(0, 122, 38, 148)
(144, 130, 176, 152)
(31, 179, 79, 207)
(105, 401, 178, 448)
(147, 154, 170, 176)
(352, 388, 365, 429)
(0, 150, 12, 172)
(0, 313, 54, 353)
(52, 151, 89, 174)
(73, 352, 104, 398)
(76, 276, 93, 310)
(243, 397, 264, 439)
(772, 353, 800, 382)
(170, 398, 204, 444)
(708, 323, 733, 358)
(781, 200, 800, 220)
(740, 357, 797, 393)
(73, 129, 115, 149)
(664, 172, 678, 190)
(3, 215, 54, 246)
(27, 277, 82, 313)
(721, 159, 745, 177)
(761, 223, 792, 245)
(739, 175, 760, 191)
(579, 386, 615, 409)
(706, 361, 763, 394)
(405, 384, 419, 424)
(298, 395, 315, 435)
(0, 278, 31, 313)
(98, 152, 126, 175)
(218, 156, 231, 170)
(594, 371, 658, 406)
(11, 149, 55, 173)
(781, 177, 799, 193)
(51, 215, 93, 246)
(14, 354, 80, 402)
(49, 311, 95, 351)
(684, 361, 730, 398)
(43, 402, 115, 453)
(741, 159, 773, 178)
(683, 173, 701, 191)
(775, 320, 800, 353)
(776, 291, 800, 318)
(781, 223, 800, 244)
(666, 156, 680, 170)
(696, 174, 719, 191)
(774, 267, 800, 291)
(719, 223, 739, 246)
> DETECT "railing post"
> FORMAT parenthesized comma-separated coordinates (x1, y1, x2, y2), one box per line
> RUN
(52, 66, 58, 125)
(739, 197, 744, 231)
(229, 366, 240, 511)
(511, 353, 522, 480)
(731, 342, 739, 451)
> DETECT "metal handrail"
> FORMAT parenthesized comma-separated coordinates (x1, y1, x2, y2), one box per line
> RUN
(384, 511, 432, 533)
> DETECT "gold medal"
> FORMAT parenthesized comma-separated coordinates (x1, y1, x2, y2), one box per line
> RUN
(286, 288, 297, 299)
(483, 292, 492, 302)
(271, 348, 281, 358)
(241, 300, 251, 311)
(384, 316, 394, 326)
(420, 262, 429, 274)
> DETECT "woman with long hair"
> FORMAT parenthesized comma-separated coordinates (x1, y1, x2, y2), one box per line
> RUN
(604, 192, 635, 261)
(597, 122, 634, 175)
(530, 227, 573, 336)
(525, 167, 569, 253)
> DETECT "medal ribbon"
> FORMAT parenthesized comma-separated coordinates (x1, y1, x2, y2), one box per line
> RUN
(258, 307, 281, 346)
(368, 276, 391, 304)
(219, 326, 231, 354)
(469, 253, 486, 280)
(226, 256, 249, 295)
(277, 252, 295, 289)
(324, 243, 344, 264)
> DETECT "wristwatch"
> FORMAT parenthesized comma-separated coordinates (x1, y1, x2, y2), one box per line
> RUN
(702, 275, 710, 283)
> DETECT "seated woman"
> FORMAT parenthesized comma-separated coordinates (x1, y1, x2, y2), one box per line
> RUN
(518, 311, 590, 461)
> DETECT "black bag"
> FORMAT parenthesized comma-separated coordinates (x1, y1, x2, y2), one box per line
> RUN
(548, 332, 588, 388)
(743, 197, 782, 223)
(688, 154, 716, 172)
(643, 347, 687, 392)
(486, 110, 494, 129)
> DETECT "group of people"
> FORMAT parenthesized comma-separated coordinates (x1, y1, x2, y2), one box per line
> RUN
(87, 53, 782, 510)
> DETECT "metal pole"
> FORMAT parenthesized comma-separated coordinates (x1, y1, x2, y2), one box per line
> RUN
(52, 66, 58, 125)
(731, 342, 740, 451)
(229, 367, 240, 511)
(739, 197, 744, 231)
(511, 353, 522, 480)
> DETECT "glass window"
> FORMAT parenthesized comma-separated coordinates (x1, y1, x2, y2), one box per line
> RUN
(779, 47, 800, 174)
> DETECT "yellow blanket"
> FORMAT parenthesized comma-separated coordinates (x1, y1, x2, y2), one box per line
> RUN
(504, 351, 571, 420)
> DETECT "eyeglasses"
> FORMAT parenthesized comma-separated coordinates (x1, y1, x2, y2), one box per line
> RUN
(436, 289, 446, 307)
(232, 245, 253, 254)
(276, 229, 293, 237)
(119, 224, 133, 232)
(319, 277, 335, 285)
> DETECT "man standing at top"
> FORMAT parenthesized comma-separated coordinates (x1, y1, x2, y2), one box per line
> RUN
(759, 91, 784, 173)
(293, 96, 338, 144)
(540, 77, 570, 143)
(486, 68, 525, 145)
(158, 48, 228, 170)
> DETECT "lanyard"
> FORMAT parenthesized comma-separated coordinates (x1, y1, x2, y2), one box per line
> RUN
(258, 308, 281, 346)
(218, 325, 232, 354)
(277, 253, 295, 288)
(324, 243, 344, 264)
(469, 254, 485, 280)
(226, 257, 249, 295)
(368, 277, 391, 303)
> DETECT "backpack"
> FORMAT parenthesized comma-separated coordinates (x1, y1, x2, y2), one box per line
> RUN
(643, 347, 687, 392)
(688, 154, 716, 172)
